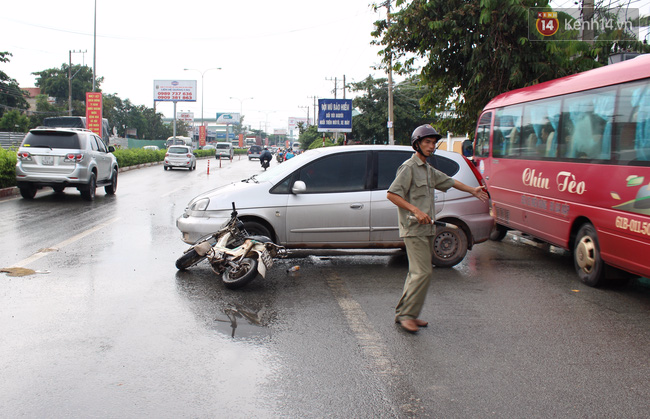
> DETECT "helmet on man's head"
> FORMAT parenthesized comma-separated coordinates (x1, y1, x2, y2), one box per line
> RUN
(411, 124, 442, 147)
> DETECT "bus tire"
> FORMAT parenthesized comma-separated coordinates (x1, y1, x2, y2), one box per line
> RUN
(574, 223, 605, 287)
(432, 225, 468, 268)
(490, 224, 509, 241)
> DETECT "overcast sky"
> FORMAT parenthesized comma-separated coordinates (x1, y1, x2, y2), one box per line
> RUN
(2, 0, 388, 132)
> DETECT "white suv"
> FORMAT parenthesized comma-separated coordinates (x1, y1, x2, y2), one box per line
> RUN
(15, 127, 118, 201)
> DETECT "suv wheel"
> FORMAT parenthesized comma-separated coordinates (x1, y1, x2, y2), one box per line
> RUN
(19, 186, 37, 200)
(81, 173, 97, 201)
(105, 168, 118, 195)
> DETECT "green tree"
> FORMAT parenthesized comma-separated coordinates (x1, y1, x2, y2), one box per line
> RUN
(349, 75, 432, 144)
(0, 109, 30, 132)
(32, 64, 103, 115)
(0, 52, 30, 118)
(373, 0, 605, 134)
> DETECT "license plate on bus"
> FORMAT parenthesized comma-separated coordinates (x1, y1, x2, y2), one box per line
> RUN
(42, 156, 54, 165)
(260, 249, 273, 269)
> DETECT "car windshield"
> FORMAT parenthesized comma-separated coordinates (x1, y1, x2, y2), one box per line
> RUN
(169, 146, 189, 153)
(22, 132, 81, 149)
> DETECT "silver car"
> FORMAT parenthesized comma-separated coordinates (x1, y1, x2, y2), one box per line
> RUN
(177, 145, 494, 267)
(15, 127, 118, 201)
(164, 145, 196, 171)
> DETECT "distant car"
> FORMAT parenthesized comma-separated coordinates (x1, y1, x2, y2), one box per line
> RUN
(247, 145, 263, 160)
(164, 145, 196, 171)
(215, 142, 234, 160)
(177, 145, 495, 267)
(143, 145, 159, 151)
(201, 144, 216, 151)
(15, 127, 118, 201)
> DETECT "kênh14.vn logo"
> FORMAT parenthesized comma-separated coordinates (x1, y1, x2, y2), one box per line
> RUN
(536, 11, 559, 36)
(529, 8, 639, 41)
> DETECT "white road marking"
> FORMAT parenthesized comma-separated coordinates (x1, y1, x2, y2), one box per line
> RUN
(9, 217, 121, 268)
(326, 273, 400, 376)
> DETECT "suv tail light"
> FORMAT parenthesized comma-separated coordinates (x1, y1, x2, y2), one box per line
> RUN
(65, 153, 84, 163)
(17, 151, 32, 161)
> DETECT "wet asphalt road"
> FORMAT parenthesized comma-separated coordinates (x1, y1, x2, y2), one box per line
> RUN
(1, 156, 649, 418)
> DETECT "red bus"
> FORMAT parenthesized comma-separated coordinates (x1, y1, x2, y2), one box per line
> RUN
(471, 54, 650, 286)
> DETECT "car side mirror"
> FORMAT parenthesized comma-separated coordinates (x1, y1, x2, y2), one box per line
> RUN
(108, 146, 115, 152)
(462, 140, 473, 158)
(292, 180, 307, 194)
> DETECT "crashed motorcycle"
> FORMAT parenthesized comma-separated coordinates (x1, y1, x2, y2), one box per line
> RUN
(175, 203, 285, 289)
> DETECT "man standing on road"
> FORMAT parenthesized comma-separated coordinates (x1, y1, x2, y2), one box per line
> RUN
(387, 124, 488, 333)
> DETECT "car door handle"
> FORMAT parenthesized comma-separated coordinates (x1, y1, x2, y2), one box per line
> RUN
(350, 203, 364, 210)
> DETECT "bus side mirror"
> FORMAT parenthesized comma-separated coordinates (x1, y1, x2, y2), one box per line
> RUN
(462, 140, 473, 158)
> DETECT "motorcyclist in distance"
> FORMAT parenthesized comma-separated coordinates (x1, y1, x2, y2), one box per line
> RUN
(260, 147, 272, 169)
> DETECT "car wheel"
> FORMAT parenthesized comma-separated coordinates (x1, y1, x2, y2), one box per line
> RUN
(431, 224, 468, 268)
(490, 224, 509, 241)
(19, 186, 37, 200)
(164, 166, 169, 171)
(242, 221, 273, 240)
(222, 257, 259, 289)
(81, 173, 96, 201)
(574, 223, 605, 287)
(105, 169, 118, 195)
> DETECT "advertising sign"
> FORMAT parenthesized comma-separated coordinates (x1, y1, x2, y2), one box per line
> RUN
(216, 113, 241, 124)
(85, 92, 103, 138)
(177, 112, 194, 123)
(288, 117, 309, 131)
(274, 129, 288, 135)
(318, 99, 352, 133)
(153, 80, 197, 102)
(199, 126, 207, 146)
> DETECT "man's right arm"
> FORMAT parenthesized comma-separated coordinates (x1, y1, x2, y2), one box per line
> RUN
(386, 192, 431, 224)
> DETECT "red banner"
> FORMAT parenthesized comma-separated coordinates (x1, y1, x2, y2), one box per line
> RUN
(199, 125, 207, 147)
(85, 92, 103, 138)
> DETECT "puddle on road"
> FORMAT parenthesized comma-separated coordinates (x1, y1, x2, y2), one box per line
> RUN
(212, 305, 273, 338)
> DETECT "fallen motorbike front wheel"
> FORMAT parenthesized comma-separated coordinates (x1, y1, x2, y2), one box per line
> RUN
(176, 249, 206, 270)
(222, 257, 259, 289)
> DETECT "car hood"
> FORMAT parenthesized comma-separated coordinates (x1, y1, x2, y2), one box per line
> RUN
(187, 178, 273, 211)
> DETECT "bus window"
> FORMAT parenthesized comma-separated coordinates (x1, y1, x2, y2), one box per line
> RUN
(474, 112, 491, 158)
(493, 106, 523, 158)
(617, 80, 650, 164)
(563, 88, 615, 160)
(521, 99, 561, 158)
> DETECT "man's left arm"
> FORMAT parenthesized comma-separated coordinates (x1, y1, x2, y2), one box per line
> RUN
(452, 179, 489, 202)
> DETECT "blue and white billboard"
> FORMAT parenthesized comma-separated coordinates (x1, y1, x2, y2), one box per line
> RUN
(216, 113, 241, 124)
(318, 99, 352, 133)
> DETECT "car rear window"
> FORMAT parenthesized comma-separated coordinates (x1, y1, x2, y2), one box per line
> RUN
(376, 151, 460, 190)
(169, 146, 189, 154)
(22, 132, 81, 149)
(217, 144, 230, 149)
(427, 154, 460, 177)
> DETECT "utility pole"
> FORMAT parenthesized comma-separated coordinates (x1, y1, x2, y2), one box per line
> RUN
(68, 49, 86, 116)
(299, 105, 310, 128)
(582, 0, 595, 45)
(326, 77, 338, 99)
(308, 96, 318, 126)
(386, 2, 395, 145)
